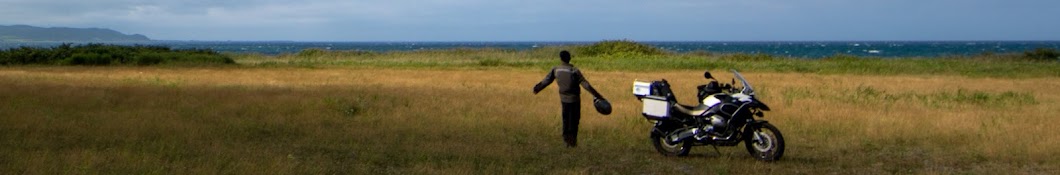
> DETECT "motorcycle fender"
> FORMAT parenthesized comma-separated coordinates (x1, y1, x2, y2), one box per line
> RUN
(650, 121, 670, 138)
(651, 120, 684, 138)
(650, 127, 664, 138)
(750, 101, 771, 111)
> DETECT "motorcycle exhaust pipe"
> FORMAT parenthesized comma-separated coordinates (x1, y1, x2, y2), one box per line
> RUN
(668, 128, 699, 143)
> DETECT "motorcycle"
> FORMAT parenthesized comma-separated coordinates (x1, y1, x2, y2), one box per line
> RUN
(632, 69, 784, 161)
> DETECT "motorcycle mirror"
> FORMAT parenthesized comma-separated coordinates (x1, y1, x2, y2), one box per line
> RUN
(731, 78, 737, 91)
(703, 71, 714, 80)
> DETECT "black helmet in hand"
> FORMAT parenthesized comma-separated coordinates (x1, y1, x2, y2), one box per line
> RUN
(594, 97, 612, 115)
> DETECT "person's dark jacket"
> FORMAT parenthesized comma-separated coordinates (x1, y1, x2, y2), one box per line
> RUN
(533, 63, 602, 103)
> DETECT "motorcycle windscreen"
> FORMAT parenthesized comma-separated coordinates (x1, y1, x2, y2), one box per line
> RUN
(731, 69, 754, 94)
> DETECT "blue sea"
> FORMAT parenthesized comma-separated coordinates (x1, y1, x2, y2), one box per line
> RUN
(2, 41, 1059, 58)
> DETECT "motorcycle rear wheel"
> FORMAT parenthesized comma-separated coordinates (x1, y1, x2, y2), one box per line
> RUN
(651, 134, 692, 156)
(743, 123, 785, 161)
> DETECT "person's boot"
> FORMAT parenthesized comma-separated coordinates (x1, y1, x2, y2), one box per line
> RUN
(564, 135, 577, 147)
(570, 135, 578, 147)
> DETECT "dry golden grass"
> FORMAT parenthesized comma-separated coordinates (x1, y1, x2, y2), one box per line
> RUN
(1, 66, 1058, 174)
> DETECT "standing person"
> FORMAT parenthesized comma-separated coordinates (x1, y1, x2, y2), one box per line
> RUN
(533, 50, 603, 147)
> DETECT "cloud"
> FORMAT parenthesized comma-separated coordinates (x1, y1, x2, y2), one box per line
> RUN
(0, 0, 769, 40)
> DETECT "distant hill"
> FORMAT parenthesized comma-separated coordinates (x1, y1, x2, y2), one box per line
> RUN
(0, 25, 150, 42)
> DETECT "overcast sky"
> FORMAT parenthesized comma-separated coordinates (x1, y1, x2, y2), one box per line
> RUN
(2, 0, 1058, 41)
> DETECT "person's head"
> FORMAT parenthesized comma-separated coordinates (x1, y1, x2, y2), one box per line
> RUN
(559, 50, 571, 63)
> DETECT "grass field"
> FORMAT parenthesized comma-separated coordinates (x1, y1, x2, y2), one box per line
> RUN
(232, 46, 1060, 78)
(2, 61, 1058, 174)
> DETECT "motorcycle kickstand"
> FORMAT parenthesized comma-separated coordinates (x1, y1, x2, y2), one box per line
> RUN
(711, 145, 721, 155)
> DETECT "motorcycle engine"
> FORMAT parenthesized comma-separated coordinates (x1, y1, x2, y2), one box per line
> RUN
(700, 114, 727, 136)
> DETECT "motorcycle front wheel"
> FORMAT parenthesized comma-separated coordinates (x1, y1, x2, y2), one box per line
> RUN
(743, 123, 785, 161)
(651, 133, 692, 156)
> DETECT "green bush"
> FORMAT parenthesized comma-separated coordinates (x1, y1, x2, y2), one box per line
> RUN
(574, 40, 668, 57)
(297, 48, 327, 58)
(131, 52, 170, 65)
(1024, 47, 1060, 61)
(63, 53, 113, 65)
(0, 43, 234, 66)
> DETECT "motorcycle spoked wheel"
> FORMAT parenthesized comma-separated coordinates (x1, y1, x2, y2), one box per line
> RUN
(651, 133, 692, 156)
(743, 123, 785, 161)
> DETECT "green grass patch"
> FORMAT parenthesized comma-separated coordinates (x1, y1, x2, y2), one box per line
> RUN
(781, 85, 1039, 108)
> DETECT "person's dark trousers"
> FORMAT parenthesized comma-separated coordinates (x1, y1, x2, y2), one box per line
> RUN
(561, 101, 581, 147)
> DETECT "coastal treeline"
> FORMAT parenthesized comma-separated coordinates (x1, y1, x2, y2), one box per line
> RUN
(0, 43, 233, 66)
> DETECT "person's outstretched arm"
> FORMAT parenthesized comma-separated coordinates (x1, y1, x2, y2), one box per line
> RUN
(577, 71, 603, 98)
(533, 68, 556, 94)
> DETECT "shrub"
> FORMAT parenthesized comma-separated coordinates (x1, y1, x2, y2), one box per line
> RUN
(297, 48, 327, 58)
(131, 52, 170, 65)
(181, 54, 235, 64)
(574, 40, 668, 57)
(1024, 47, 1060, 61)
(0, 43, 234, 66)
(63, 53, 112, 65)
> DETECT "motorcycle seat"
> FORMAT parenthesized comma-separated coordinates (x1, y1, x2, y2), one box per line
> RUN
(674, 103, 710, 116)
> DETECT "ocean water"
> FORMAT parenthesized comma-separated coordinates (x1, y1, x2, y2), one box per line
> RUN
(2, 41, 1058, 58)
